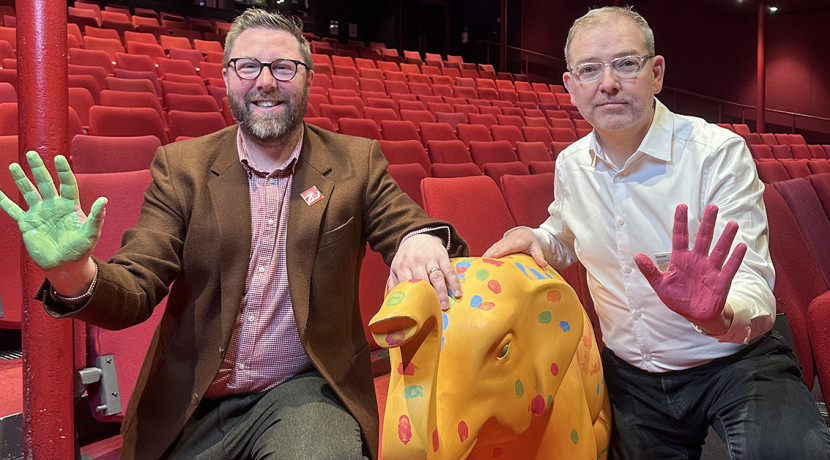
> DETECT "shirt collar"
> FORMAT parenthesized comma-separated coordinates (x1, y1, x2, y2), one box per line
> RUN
(236, 129, 303, 178)
(588, 98, 674, 169)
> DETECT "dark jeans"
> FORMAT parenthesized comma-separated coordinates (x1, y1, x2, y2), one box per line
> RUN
(162, 370, 367, 460)
(602, 330, 830, 460)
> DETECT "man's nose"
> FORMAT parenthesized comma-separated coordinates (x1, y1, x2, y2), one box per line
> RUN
(597, 65, 621, 93)
(255, 66, 279, 90)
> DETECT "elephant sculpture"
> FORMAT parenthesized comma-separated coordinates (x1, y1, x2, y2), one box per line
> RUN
(369, 254, 611, 459)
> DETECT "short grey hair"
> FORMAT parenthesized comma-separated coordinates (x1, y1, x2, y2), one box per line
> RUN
(564, 6, 655, 68)
(223, 8, 313, 70)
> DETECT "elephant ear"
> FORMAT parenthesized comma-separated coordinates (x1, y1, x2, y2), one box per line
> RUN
(510, 254, 586, 416)
(369, 279, 441, 348)
(369, 279, 443, 460)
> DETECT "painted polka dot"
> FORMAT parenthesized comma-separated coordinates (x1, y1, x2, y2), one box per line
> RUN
(432, 429, 439, 452)
(442, 312, 449, 331)
(547, 394, 553, 408)
(493, 447, 504, 457)
(550, 362, 559, 376)
(515, 379, 524, 398)
(397, 415, 412, 445)
(547, 290, 561, 302)
(398, 362, 417, 375)
(530, 395, 545, 414)
(471, 295, 483, 309)
(597, 382, 601, 394)
(385, 330, 407, 346)
(538, 311, 552, 324)
(404, 385, 424, 399)
(487, 279, 502, 294)
(559, 320, 571, 332)
(570, 429, 579, 444)
(475, 269, 489, 281)
(478, 301, 496, 311)
(483, 258, 504, 266)
(458, 421, 469, 442)
(386, 291, 406, 306)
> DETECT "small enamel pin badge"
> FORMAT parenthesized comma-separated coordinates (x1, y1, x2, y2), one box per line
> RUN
(301, 186, 323, 206)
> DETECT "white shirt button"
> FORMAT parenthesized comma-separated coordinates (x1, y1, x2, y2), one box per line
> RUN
(633, 310, 643, 318)
(617, 218, 625, 225)
(643, 354, 652, 362)
(267, 218, 275, 225)
(623, 265, 632, 274)
(258, 266, 265, 273)
(238, 363, 246, 370)
(268, 178, 276, 185)
(248, 315, 256, 322)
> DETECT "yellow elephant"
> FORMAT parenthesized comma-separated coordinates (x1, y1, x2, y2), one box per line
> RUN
(370, 254, 611, 459)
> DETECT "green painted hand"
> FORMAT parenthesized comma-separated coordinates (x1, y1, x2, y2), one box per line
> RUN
(0, 151, 106, 270)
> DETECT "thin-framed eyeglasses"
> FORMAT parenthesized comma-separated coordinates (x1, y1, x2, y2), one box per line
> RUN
(227, 57, 309, 81)
(568, 54, 655, 84)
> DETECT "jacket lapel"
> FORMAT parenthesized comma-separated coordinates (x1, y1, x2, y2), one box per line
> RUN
(206, 126, 253, 340)
(287, 126, 334, 340)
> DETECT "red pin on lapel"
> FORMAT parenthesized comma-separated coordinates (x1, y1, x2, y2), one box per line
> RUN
(301, 185, 323, 206)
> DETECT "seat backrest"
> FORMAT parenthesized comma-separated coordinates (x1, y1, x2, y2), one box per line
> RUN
(456, 123, 492, 145)
(378, 139, 431, 173)
(71, 134, 161, 174)
(754, 160, 789, 183)
(515, 141, 552, 164)
(779, 159, 811, 179)
(75, 169, 167, 421)
(763, 185, 824, 388)
(0, 135, 22, 326)
(500, 172, 555, 227)
(89, 105, 169, 144)
(807, 173, 830, 219)
(469, 140, 518, 168)
(773, 178, 830, 286)
(380, 120, 418, 141)
(168, 110, 228, 140)
(426, 139, 472, 164)
(483, 161, 528, 191)
(338, 118, 381, 140)
(421, 176, 515, 256)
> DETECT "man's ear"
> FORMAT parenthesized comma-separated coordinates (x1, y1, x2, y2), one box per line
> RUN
(651, 55, 665, 95)
(562, 72, 575, 105)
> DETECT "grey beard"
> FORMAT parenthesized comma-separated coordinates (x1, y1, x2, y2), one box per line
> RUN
(229, 90, 308, 143)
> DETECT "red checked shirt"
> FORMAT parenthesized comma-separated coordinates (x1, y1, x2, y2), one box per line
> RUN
(205, 132, 313, 398)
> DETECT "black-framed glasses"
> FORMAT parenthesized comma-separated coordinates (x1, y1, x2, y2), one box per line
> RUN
(227, 58, 309, 81)
(568, 54, 655, 83)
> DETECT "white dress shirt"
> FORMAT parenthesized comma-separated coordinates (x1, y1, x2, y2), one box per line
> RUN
(533, 99, 776, 372)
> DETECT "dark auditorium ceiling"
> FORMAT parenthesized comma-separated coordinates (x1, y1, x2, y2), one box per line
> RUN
(703, 0, 830, 14)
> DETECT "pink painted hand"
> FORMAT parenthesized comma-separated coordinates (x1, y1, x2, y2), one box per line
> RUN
(634, 204, 747, 335)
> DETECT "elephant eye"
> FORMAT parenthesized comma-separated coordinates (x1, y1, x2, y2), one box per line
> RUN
(497, 342, 510, 359)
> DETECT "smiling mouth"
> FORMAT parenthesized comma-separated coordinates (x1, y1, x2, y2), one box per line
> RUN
(251, 100, 284, 108)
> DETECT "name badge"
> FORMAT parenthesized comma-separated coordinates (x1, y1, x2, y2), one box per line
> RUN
(301, 186, 323, 206)
(654, 252, 671, 271)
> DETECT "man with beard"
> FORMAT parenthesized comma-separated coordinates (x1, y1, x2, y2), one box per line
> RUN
(0, 8, 467, 460)
(485, 6, 830, 460)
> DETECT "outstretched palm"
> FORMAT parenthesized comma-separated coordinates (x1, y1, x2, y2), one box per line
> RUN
(634, 204, 746, 329)
(0, 151, 105, 271)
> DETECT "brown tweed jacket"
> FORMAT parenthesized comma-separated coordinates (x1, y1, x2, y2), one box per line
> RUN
(41, 124, 467, 459)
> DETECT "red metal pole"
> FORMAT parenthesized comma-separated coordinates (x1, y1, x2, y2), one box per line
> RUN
(499, 0, 507, 72)
(17, 1, 76, 458)
(756, 1, 766, 133)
